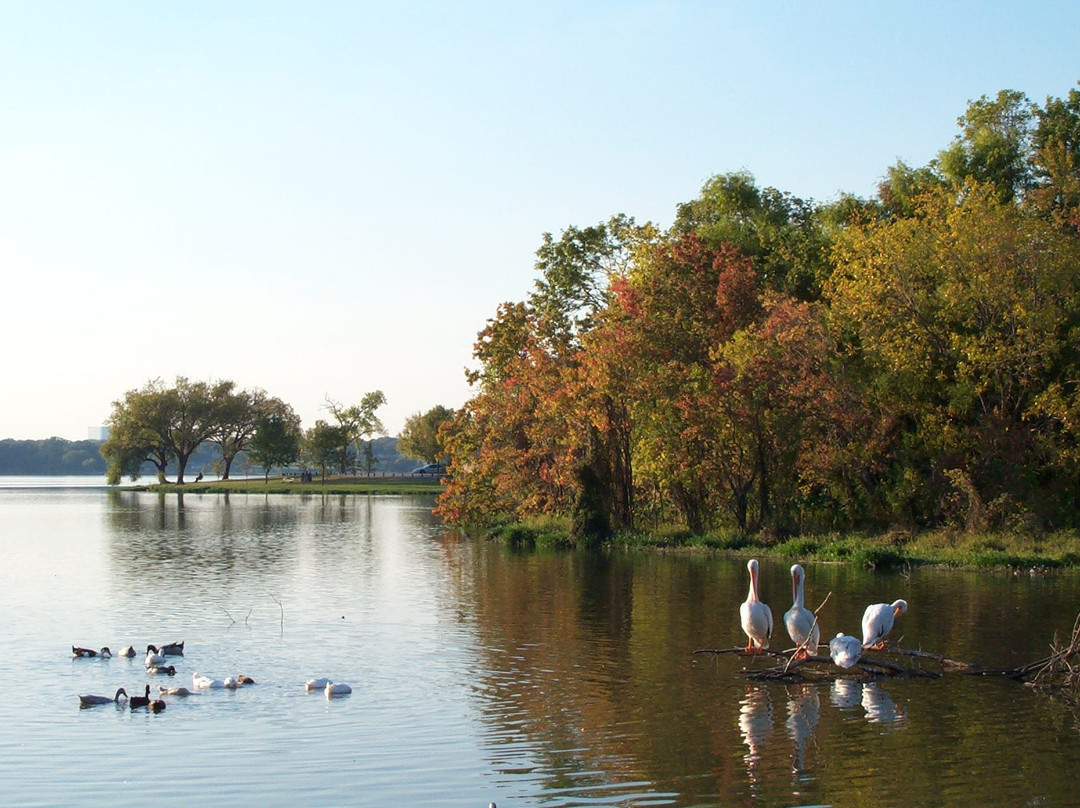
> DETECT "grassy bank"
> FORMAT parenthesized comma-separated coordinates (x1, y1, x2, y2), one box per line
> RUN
(130, 474, 445, 496)
(488, 517, 1080, 570)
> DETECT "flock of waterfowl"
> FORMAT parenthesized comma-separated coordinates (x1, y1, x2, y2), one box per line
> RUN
(74, 641, 352, 709)
(739, 559, 907, 669)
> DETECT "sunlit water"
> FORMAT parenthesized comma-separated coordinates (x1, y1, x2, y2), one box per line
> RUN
(2, 483, 1080, 807)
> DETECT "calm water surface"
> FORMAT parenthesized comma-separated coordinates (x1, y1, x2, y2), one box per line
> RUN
(1, 483, 1079, 807)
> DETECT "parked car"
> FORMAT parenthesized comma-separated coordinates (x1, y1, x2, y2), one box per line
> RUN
(412, 463, 445, 476)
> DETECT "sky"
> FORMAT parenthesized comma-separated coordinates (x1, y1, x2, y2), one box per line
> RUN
(1, 2, 1077, 441)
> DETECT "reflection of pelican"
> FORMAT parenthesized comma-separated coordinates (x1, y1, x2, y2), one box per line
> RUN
(783, 564, 819, 656)
(785, 685, 820, 774)
(79, 687, 128, 707)
(829, 634, 862, 668)
(829, 678, 862, 710)
(738, 685, 773, 778)
(862, 599, 907, 648)
(740, 559, 773, 651)
(862, 682, 903, 724)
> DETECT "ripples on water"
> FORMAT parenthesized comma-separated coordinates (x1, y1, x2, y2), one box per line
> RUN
(2, 486, 1080, 807)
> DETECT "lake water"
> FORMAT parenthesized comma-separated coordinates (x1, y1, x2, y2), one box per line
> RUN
(2, 482, 1080, 807)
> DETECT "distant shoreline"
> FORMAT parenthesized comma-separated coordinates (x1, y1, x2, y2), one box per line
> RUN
(129, 474, 446, 495)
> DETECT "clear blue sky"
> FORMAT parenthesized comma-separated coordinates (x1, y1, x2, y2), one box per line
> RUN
(1, 1, 1076, 440)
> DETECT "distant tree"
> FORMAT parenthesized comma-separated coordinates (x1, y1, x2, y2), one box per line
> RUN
(248, 400, 303, 482)
(302, 420, 349, 481)
(325, 391, 387, 475)
(209, 385, 268, 480)
(101, 379, 175, 484)
(397, 405, 455, 464)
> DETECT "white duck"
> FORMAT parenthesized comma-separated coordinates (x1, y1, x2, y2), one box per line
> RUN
(192, 672, 225, 689)
(145, 646, 167, 667)
(158, 685, 194, 696)
(739, 559, 773, 652)
(78, 687, 128, 707)
(117, 646, 137, 658)
(305, 677, 333, 691)
(783, 564, 820, 657)
(829, 633, 862, 668)
(325, 682, 352, 698)
(861, 599, 907, 649)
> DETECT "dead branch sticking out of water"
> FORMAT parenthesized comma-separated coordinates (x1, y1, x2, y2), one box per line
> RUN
(971, 612, 1080, 708)
(692, 646, 940, 681)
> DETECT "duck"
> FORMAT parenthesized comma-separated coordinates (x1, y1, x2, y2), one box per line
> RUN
(861, 599, 908, 649)
(78, 687, 128, 707)
(117, 646, 137, 658)
(305, 677, 333, 691)
(72, 646, 112, 658)
(130, 684, 151, 709)
(783, 564, 820, 657)
(156, 641, 184, 656)
(829, 633, 862, 669)
(148, 698, 167, 713)
(146, 664, 177, 676)
(145, 646, 167, 666)
(158, 685, 193, 696)
(236, 674, 255, 685)
(192, 672, 225, 689)
(739, 559, 773, 652)
(325, 682, 352, 698)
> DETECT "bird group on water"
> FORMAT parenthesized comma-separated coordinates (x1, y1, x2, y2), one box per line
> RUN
(738, 558, 907, 669)
(74, 639, 352, 707)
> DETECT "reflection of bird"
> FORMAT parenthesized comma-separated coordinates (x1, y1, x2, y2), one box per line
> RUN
(862, 682, 902, 724)
(829, 633, 862, 668)
(861, 599, 907, 648)
(785, 685, 820, 773)
(739, 559, 773, 652)
(783, 564, 819, 656)
(130, 684, 151, 709)
(79, 687, 128, 707)
(325, 682, 352, 698)
(738, 685, 773, 783)
(305, 677, 332, 691)
(73, 646, 111, 658)
(829, 678, 862, 710)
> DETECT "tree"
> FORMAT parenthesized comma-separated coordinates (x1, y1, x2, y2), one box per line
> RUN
(101, 379, 175, 484)
(397, 405, 455, 464)
(209, 385, 269, 480)
(302, 420, 349, 481)
(1030, 83, 1080, 231)
(248, 401, 303, 482)
(325, 391, 387, 475)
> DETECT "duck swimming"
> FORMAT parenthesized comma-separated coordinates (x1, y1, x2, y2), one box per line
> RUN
(78, 687, 128, 707)
(72, 646, 111, 659)
(158, 685, 193, 696)
(325, 682, 352, 698)
(130, 684, 151, 709)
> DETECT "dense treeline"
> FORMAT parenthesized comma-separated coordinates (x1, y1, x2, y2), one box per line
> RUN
(0, 438, 108, 475)
(437, 83, 1080, 541)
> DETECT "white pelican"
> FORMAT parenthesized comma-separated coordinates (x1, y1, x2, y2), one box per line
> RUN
(305, 677, 333, 691)
(78, 687, 128, 707)
(829, 633, 862, 668)
(192, 672, 225, 689)
(158, 685, 193, 696)
(325, 682, 352, 698)
(739, 559, 773, 652)
(782, 564, 820, 657)
(72, 646, 111, 658)
(861, 599, 907, 648)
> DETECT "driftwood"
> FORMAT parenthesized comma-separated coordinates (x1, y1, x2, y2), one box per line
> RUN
(694, 610, 1080, 694)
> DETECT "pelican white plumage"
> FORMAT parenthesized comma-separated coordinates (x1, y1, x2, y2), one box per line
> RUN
(305, 677, 333, 691)
(783, 564, 820, 657)
(192, 672, 225, 689)
(861, 599, 907, 649)
(739, 559, 773, 652)
(78, 687, 128, 707)
(829, 633, 862, 668)
(325, 682, 352, 698)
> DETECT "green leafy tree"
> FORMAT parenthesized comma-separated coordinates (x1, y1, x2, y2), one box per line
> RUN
(397, 406, 455, 464)
(101, 379, 175, 484)
(248, 400, 303, 482)
(302, 420, 349, 481)
(325, 391, 387, 475)
(209, 385, 269, 480)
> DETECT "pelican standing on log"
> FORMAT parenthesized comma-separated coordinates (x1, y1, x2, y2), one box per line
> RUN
(783, 564, 820, 657)
(739, 559, 773, 652)
(829, 634, 862, 668)
(861, 599, 907, 649)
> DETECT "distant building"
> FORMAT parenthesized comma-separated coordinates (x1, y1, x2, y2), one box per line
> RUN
(88, 426, 110, 441)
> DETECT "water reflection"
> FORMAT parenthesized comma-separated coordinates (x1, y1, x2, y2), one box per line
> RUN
(739, 684, 773, 784)
(785, 684, 819, 776)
